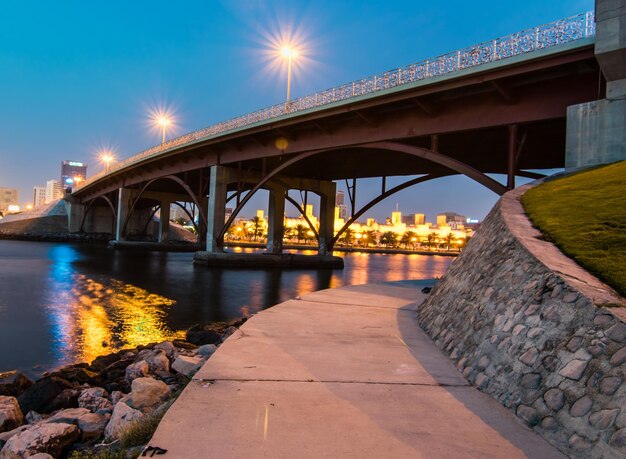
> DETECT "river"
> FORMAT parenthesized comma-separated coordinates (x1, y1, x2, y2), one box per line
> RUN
(0, 240, 453, 378)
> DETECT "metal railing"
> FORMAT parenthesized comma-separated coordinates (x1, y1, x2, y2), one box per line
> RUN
(79, 11, 595, 189)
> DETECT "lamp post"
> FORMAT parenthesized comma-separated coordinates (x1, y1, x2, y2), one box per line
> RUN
(280, 46, 298, 103)
(157, 116, 171, 143)
(100, 153, 114, 173)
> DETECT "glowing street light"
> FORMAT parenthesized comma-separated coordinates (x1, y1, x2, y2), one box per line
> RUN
(280, 45, 299, 102)
(100, 152, 115, 173)
(156, 116, 172, 143)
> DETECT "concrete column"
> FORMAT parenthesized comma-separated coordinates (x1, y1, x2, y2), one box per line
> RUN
(159, 201, 170, 242)
(566, 1, 626, 167)
(317, 181, 336, 256)
(266, 187, 285, 254)
(116, 188, 132, 241)
(65, 199, 85, 233)
(206, 166, 228, 253)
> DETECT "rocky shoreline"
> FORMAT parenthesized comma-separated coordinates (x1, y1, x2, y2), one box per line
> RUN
(0, 318, 246, 458)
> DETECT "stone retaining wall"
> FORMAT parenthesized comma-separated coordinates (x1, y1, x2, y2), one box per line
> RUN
(418, 185, 626, 458)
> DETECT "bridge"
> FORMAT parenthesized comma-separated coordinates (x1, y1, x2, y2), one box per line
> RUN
(68, 6, 625, 262)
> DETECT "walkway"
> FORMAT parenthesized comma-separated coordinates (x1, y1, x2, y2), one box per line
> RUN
(149, 281, 564, 458)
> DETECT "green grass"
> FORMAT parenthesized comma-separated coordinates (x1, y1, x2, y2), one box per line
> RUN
(521, 160, 626, 298)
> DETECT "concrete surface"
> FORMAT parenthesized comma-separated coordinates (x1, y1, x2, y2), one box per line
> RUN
(149, 281, 565, 458)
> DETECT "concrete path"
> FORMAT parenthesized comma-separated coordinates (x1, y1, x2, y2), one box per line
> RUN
(149, 281, 564, 458)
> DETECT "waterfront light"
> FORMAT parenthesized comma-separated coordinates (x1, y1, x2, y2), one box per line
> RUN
(99, 151, 115, 173)
(156, 116, 172, 143)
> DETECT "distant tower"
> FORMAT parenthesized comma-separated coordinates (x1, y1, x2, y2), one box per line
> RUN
(33, 186, 46, 208)
(61, 160, 88, 189)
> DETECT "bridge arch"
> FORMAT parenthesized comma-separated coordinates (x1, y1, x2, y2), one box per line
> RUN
(80, 195, 117, 233)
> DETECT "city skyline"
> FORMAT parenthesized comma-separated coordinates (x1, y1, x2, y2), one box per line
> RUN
(0, 0, 592, 220)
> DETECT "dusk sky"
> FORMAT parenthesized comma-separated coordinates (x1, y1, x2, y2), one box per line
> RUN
(0, 0, 592, 222)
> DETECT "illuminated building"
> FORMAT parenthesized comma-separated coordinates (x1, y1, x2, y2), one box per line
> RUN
(436, 212, 467, 227)
(402, 213, 425, 225)
(33, 186, 46, 208)
(0, 188, 19, 213)
(45, 179, 62, 203)
(61, 160, 87, 189)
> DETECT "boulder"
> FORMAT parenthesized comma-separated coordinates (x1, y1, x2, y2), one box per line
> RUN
(46, 408, 110, 442)
(43, 388, 80, 413)
(110, 391, 124, 406)
(129, 378, 170, 410)
(0, 422, 79, 458)
(186, 328, 221, 345)
(0, 372, 32, 398)
(138, 349, 170, 373)
(49, 365, 100, 386)
(103, 402, 144, 441)
(0, 426, 29, 449)
(17, 377, 74, 415)
(46, 407, 90, 425)
(172, 356, 203, 377)
(197, 344, 218, 358)
(24, 412, 44, 424)
(0, 397, 24, 433)
(154, 341, 175, 358)
(125, 360, 149, 384)
(78, 387, 112, 413)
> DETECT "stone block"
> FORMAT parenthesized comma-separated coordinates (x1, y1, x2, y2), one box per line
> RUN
(544, 389, 565, 411)
(570, 396, 593, 417)
(559, 359, 588, 381)
(589, 409, 620, 430)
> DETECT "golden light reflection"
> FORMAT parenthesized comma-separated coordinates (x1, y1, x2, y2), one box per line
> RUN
(57, 274, 184, 364)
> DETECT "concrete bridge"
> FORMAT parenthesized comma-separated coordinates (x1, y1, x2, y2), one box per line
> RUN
(69, 3, 626, 261)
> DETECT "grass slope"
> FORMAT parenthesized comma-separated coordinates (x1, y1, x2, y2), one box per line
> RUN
(522, 160, 626, 298)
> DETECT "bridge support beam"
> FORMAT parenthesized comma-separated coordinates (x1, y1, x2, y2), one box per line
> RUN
(116, 188, 131, 241)
(266, 186, 286, 255)
(317, 180, 336, 256)
(566, 0, 626, 168)
(65, 195, 85, 233)
(159, 201, 170, 243)
(206, 166, 228, 253)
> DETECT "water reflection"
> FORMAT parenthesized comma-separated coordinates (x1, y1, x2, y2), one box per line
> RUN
(45, 245, 184, 367)
(0, 240, 452, 376)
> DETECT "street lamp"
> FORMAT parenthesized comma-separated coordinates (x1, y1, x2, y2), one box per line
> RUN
(100, 152, 115, 173)
(280, 45, 298, 102)
(157, 116, 171, 143)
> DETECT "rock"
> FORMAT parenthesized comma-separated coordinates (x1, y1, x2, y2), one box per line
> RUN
(540, 416, 558, 431)
(129, 378, 170, 410)
(49, 366, 100, 386)
(520, 373, 541, 390)
(562, 292, 578, 303)
(516, 405, 540, 426)
(558, 359, 588, 381)
(46, 407, 90, 425)
(221, 326, 238, 340)
(110, 391, 124, 406)
(27, 454, 53, 459)
(44, 388, 80, 413)
(610, 347, 626, 367)
(24, 412, 43, 424)
(0, 397, 24, 433)
(142, 349, 170, 373)
(0, 426, 29, 449)
(1, 422, 79, 458)
(154, 341, 176, 358)
(589, 409, 619, 430)
(610, 428, 626, 450)
(125, 360, 149, 383)
(519, 348, 538, 366)
(606, 323, 626, 343)
(76, 412, 110, 442)
(543, 388, 564, 411)
(570, 396, 593, 417)
(600, 376, 622, 395)
(17, 377, 74, 415)
(104, 402, 144, 440)
(185, 327, 221, 346)
(78, 387, 112, 413)
(568, 434, 591, 451)
(172, 356, 203, 377)
(172, 339, 198, 350)
(197, 344, 218, 358)
(0, 372, 32, 398)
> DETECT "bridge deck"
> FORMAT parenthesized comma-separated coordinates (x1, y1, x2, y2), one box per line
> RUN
(148, 281, 563, 458)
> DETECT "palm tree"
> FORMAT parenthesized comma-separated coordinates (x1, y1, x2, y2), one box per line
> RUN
(249, 216, 264, 241)
(362, 230, 377, 247)
(400, 231, 417, 249)
(379, 231, 398, 248)
(295, 224, 307, 244)
(283, 226, 294, 242)
(445, 233, 456, 251)
(340, 228, 354, 246)
(426, 232, 436, 250)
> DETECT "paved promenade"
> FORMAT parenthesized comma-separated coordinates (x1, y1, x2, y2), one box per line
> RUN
(149, 281, 564, 458)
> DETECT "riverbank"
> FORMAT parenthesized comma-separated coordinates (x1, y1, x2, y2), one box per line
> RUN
(0, 319, 245, 458)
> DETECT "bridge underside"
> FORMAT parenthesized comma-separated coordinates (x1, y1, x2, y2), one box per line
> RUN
(72, 45, 602, 256)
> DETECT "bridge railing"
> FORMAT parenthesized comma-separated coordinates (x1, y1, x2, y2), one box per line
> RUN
(79, 11, 595, 189)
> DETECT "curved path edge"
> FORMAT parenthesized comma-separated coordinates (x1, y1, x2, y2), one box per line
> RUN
(149, 281, 563, 458)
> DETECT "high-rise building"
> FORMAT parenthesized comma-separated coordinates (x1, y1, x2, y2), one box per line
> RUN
(437, 212, 467, 227)
(391, 210, 402, 225)
(402, 213, 425, 226)
(335, 190, 348, 220)
(33, 186, 46, 208)
(336, 190, 345, 206)
(61, 160, 87, 189)
(0, 188, 19, 213)
(45, 180, 62, 203)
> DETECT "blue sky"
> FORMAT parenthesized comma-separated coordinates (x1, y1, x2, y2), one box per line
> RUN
(0, 0, 593, 221)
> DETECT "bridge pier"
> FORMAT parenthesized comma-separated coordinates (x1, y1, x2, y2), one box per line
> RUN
(65, 194, 85, 233)
(206, 165, 228, 253)
(266, 186, 286, 255)
(116, 188, 131, 241)
(317, 181, 336, 256)
(566, 0, 626, 168)
(158, 200, 170, 243)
